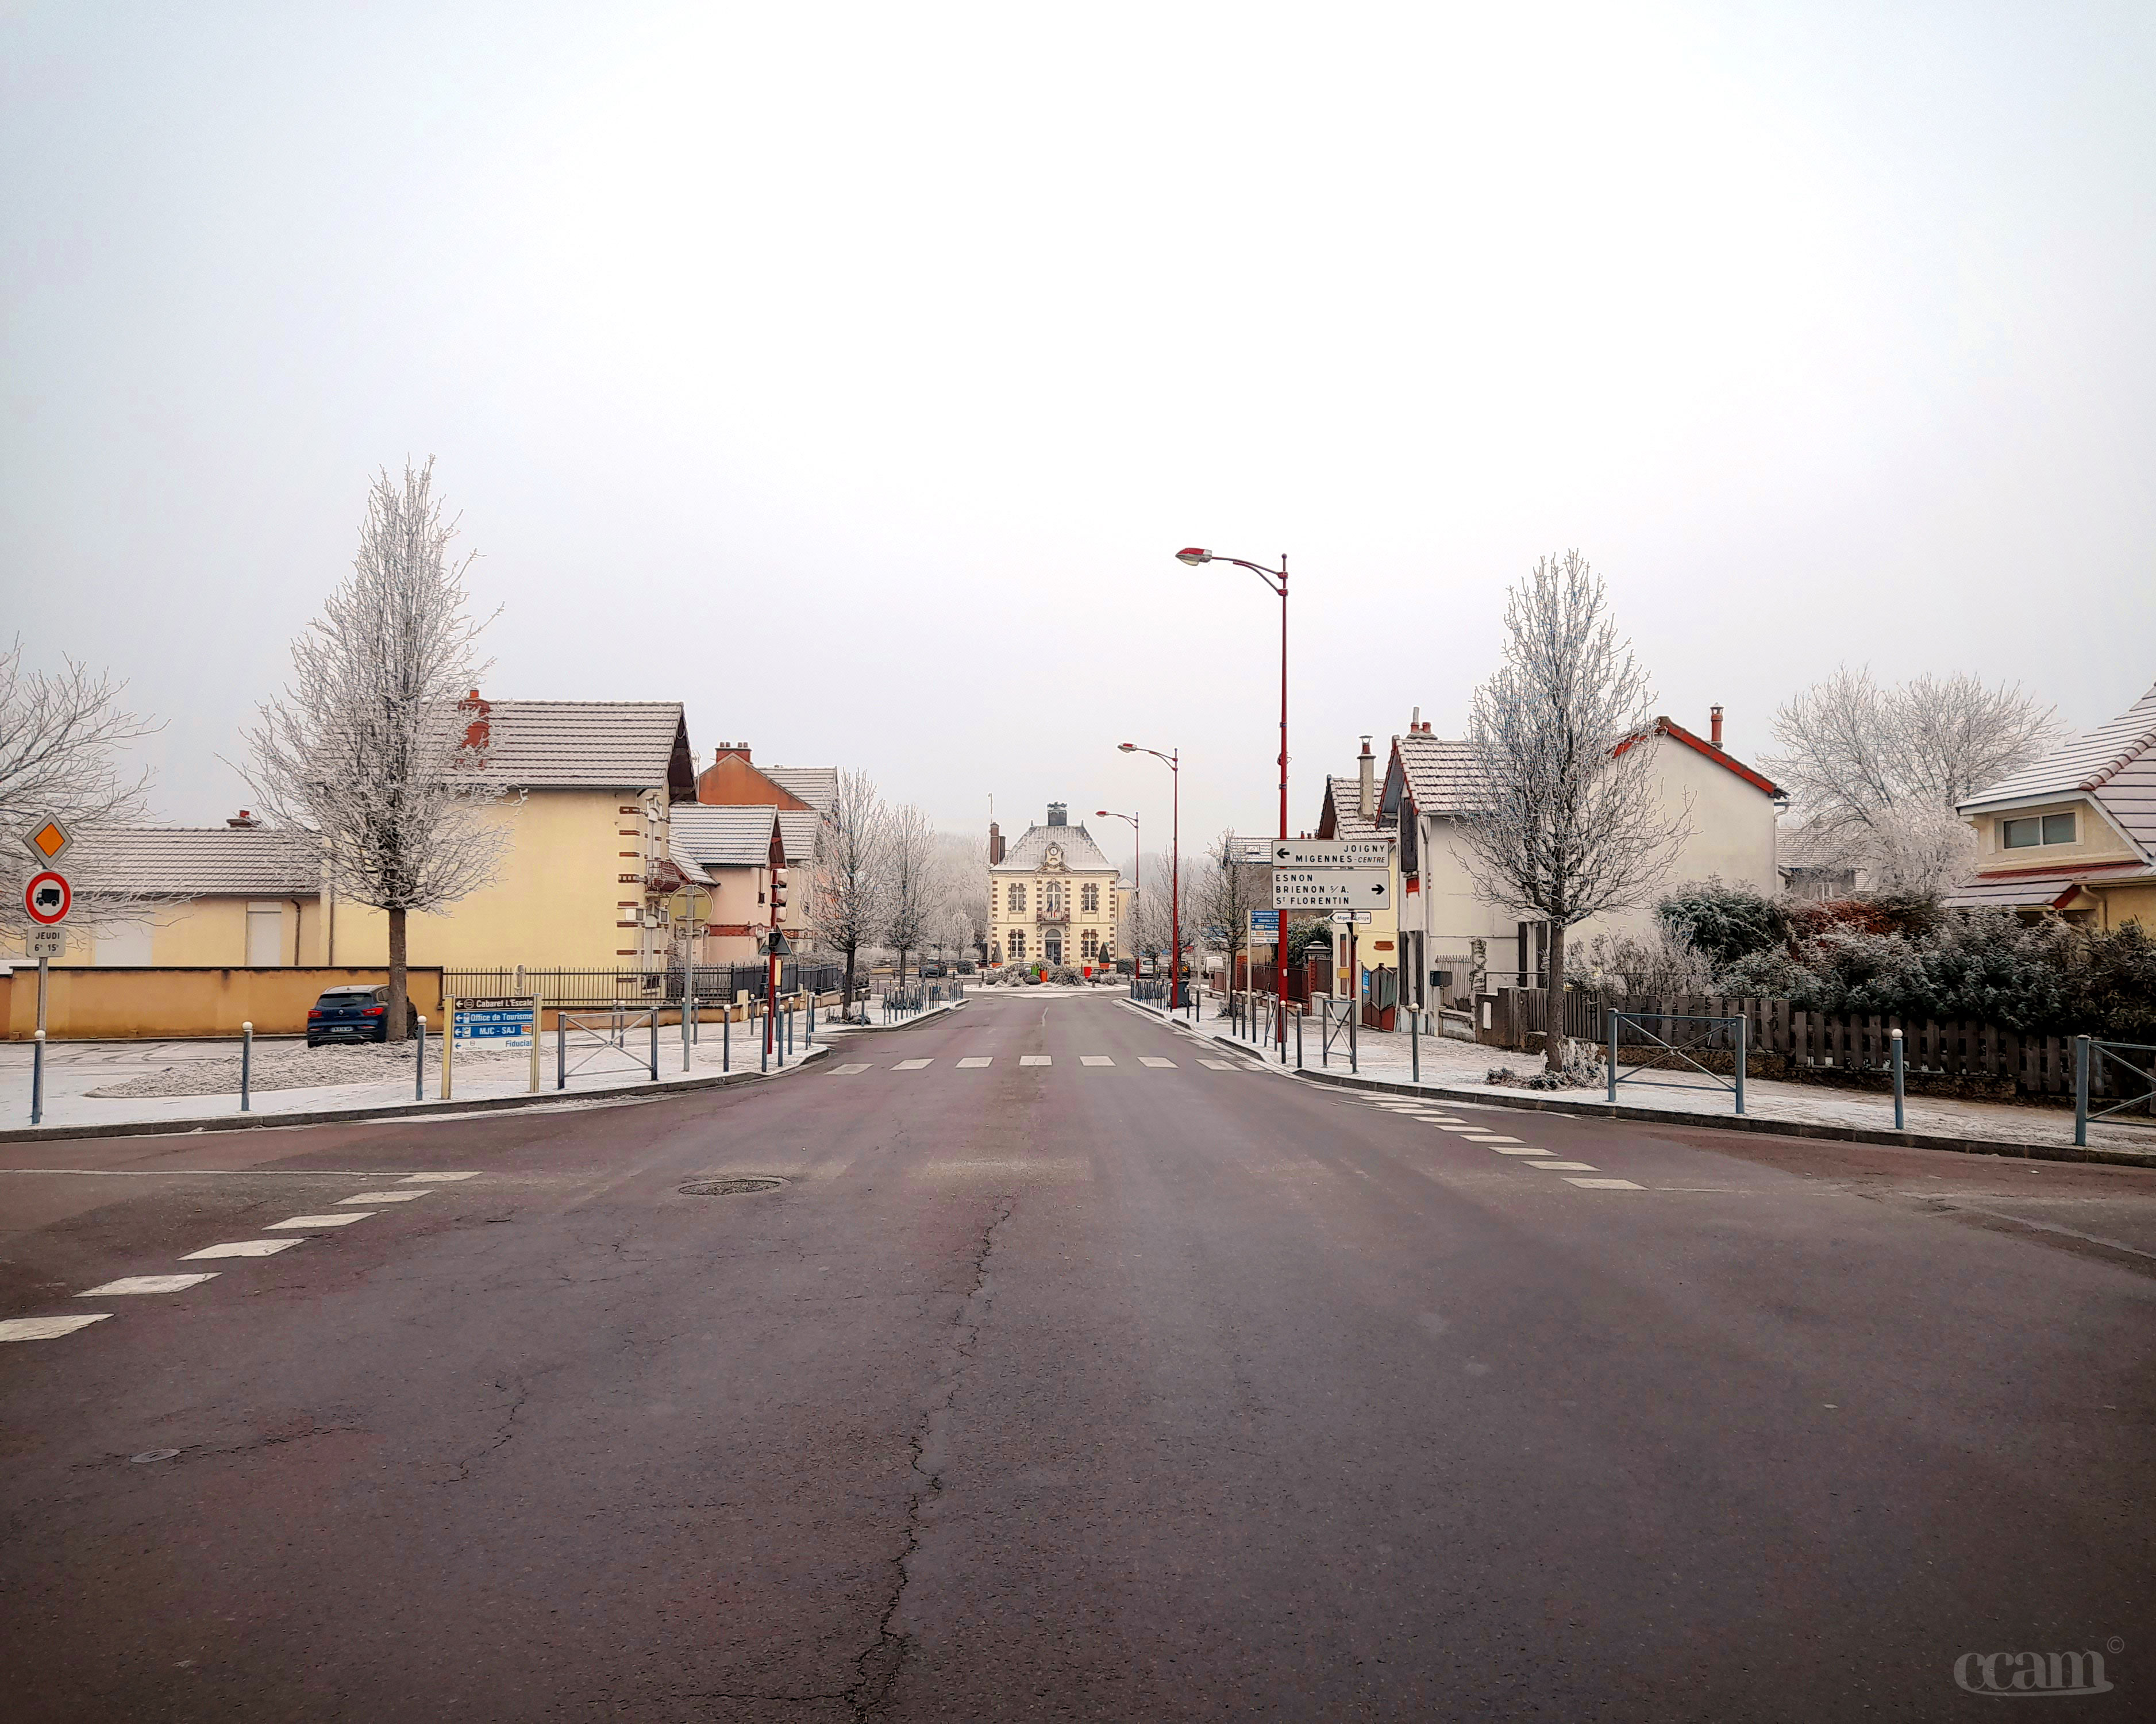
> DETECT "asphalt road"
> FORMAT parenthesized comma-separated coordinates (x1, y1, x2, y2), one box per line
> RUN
(3, 992, 2151, 1721)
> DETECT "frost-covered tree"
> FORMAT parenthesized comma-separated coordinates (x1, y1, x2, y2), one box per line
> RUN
(881, 803, 942, 987)
(244, 460, 509, 1041)
(1200, 830, 1269, 997)
(0, 639, 174, 945)
(1766, 667, 2057, 894)
(806, 768, 887, 1017)
(1458, 551, 1692, 1071)
(932, 831, 990, 963)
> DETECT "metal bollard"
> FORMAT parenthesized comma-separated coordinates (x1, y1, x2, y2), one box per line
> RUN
(761, 1006, 769, 1074)
(240, 1021, 253, 1112)
(1411, 1010, 1419, 1085)
(2074, 1033, 2090, 1146)
(649, 1011, 659, 1081)
(1891, 1028, 1905, 1131)
(558, 1014, 568, 1090)
(683, 998, 692, 1072)
(1734, 1015, 1747, 1116)
(723, 1009, 731, 1073)
(1608, 1011, 1619, 1104)
(416, 1015, 427, 1100)
(30, 1028, 44, 1126)
(1293, 1007, 1303, 1069)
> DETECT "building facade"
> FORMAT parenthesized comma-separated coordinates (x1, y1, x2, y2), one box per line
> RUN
(988, 804, 1119, 969)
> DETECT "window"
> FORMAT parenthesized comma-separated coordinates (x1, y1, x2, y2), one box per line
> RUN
(1080, 882, 1099, 913)
(2003, 812, 2076, 849)
(1009, 930, 1026, 960)
(1007, 883, 1026, 913)
(1080, 928, 1098, 959)
(1044, 882, 1064, 914)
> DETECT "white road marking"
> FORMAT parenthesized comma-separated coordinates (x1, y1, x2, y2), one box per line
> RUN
(833, 1063, 873, 1075)
(956, 1057, 994, 1068)
(1021, 1055, 1052, 1067)
(401, 1172, 480, 1183)
(1526, 1161, 1599, 1172)
(1080, 1056, 1114, 1066)
(1198, 1060, 1241, 1070)
(341, 1191, 432, 1204)
(1459, 1134, 1524, 1144)
(78, 1273, 220, 1296)
(893, 1059, 934, 1071)
(0, 1314, 111, 1341)
(265, 1213, 372, 1229)
(1138, 1057, 1177, 1069)
(1566, 1177, 1643, 1190)
(182, 1238, 302, 1259)
(1489, 1146, 1553, 1156)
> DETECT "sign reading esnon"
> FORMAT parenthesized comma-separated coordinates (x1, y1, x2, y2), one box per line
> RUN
(1272, 868, 1391, 910)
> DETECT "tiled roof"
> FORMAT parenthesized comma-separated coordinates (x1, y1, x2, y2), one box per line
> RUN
(665, 841, 714, 887)
(777, 811, 823, 866)
(1958, 681, 2156, 858)
(472, 701, 688, 790)
(1322, 775, 1383, 838)
(991, 822, 1115, 873)
(763, 766, 838, 813)
(668, 805, 780, 868)
(1941, 861, 2156, 910)
(1394, 732, 1487, 814)
(69, 827, 322, 896)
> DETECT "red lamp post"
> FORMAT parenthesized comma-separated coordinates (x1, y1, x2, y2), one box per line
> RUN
(1118, 744, 1179, 1006)
(1176, 548, 1289, 1058)
(1095, 809, 1139, 971)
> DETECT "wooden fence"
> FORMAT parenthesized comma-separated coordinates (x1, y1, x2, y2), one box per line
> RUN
(1474, 988, 2147, 1104)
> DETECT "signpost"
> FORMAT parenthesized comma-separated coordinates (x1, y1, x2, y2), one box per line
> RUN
(1329, 909, 1372, 924)
(444, 996, 541, 1098)
(1248, 909, 1279, 935)
(1272, 838, 1391, 869)
(20, 849, 72, 1040)
(1272, 868, 1390, 910)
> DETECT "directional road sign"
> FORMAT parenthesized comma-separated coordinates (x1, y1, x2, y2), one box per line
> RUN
(24, 870, 71, 925)
(1329, 910, 1373, 924)
(28, 928, 65, 958)
(21, 817, 72, 865)
(1248, 909, 1280, 935)
(1272, 868, 1391, 910)
(1272, 838, 1392, 869)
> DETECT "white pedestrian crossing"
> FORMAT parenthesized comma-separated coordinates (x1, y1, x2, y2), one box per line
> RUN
(0, 1314, 111, 1342)
(1081, 1056, 1114, 1066)
(1138, 1057, 1177, 1069)
(266, 1213, 372, 1230)
(1021, 1055, 1051, 1067)
(893, 1059, 933, 1071)
(957, 1057, 993, 1069)
(182, 1239, 302, 1260)
(833, 1063, 873, 1075)
(76, 1274, 218, 1296)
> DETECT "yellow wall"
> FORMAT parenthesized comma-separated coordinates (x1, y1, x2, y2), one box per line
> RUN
(2080, 881, 2156, 929)
(990, 861, 1118, 965)
(330, 788, 648, 969)
(3, 896, 324, 969)
(1, 966, 444, 1040)
(1969, 798, 2139, 871)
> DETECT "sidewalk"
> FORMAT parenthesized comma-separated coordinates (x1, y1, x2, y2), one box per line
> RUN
(1157, 995, 2156, 1167)
(0, 1027, 827, 1142)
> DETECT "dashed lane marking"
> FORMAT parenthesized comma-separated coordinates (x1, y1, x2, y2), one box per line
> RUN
(1458, 1134, 1524, 1144)
(266, 1213, 373, 1230)
(1081, 1056, 1114, 1066)
(1489, 1146, 1553, 1156)
(1021, 1055, 1052, 1067)
(342, 1191, 432, 1204)
(957, 1057, 994, 1068)
(182, 1239, 302, 1259)
(893, 1059, 934, 1071)
(401, 1172, 480, 1183)
(1198, 1060, 1241, 1071)
(833, 1063, 873, 1075)
(1566, 1177, 1643, 1190)
(1527, 1161, 1599, 1172)
(0, 1314, 111, 1342)
(1138, 1057, 1177, 1069)
(76, 1274, 219, 1296)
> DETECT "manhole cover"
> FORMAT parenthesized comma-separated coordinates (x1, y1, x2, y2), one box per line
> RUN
(679, 1177, 786, 1196)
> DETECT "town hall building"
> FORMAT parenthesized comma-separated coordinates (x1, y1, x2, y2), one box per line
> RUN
(987, 803, 1119, 969)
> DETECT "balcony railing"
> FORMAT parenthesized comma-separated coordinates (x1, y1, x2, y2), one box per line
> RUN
(1035, 909, 1069, 925)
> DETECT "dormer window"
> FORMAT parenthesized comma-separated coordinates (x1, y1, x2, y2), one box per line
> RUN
(2003, 813, 2076, 849)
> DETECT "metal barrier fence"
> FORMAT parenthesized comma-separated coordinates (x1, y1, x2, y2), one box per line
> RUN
(2076, 1035, 2155, 1146)
(445, 963, 845, 1009)
(1608, 1011, 1746, 1114)
(556, 1009, 660, 1087)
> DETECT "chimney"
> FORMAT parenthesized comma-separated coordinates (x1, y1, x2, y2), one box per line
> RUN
(988, 821, 1004, 865)
(459, 688, 491, 754)
(713, 742, 750, 765)
(1710, 705, 1724, 749)
(226, 810, 261, 829)
(1047, 802, 1067, 827)
(1357, 736, 1375, 822)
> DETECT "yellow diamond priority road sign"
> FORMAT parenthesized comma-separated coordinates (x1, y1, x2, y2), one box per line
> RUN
(22, 817, 72, 864)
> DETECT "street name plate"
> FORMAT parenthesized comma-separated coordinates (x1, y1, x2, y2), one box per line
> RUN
(1271, 838, 1392, 869)
(1272, 868, 1391, 909)
(1248, 909, 1280, 934)
(1329, 909, 1372, 924)
(28, 928, 64, 957)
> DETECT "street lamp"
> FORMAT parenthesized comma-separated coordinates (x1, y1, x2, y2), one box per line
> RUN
(1176, 548, 1289, 1059)
(1095, 809, 1139, 972)
(1119, 744, 1179, 1007)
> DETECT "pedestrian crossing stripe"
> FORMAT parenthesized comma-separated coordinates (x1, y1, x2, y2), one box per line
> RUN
(956, 1057, 992, 1068)
(1080, 1056, 1114, 1066)
(1138, 1057, 1176, 1068)
(833, 1063, 872, 1075)
(1566, 1177, 1642, 1190)
(893, 1059, 933, 1071)
(1021, 1055, 1051, 1066)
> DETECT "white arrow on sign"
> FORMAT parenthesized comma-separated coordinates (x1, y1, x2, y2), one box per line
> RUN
(1329, 909, 1372, 924)
(1272, 869, 1391, 909)
(1272, 838, 1392, 869)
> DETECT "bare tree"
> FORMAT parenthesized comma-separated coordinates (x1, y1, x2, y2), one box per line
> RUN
(1766, 667, 2057, 892)
(1131, 846, 1197, 977)
(0, 640, 172, 944)
(882, 803, 942, 988)
(932, 831, 990, 963)
(243, 460, 509, 1041)
(1200, 830, 1268, 998)
(807, 768, 887, 1018)
(1458, 551, 1691, 1071)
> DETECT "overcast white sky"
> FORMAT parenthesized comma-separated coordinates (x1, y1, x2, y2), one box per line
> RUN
(5, 1, 2152, 851)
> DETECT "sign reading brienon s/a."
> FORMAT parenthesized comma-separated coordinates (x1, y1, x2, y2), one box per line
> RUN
(1272, 838, 1392, 869)
(1272, 868, 1391, 910)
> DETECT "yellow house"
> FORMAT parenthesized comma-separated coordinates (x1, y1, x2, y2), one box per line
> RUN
(1948, 680, 2156, 928)
(1314, 738, 1401, 1018)
(988, 804, 1119, 969)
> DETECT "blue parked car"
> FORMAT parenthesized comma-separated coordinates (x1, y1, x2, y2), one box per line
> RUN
(307, 984, 392, 1047)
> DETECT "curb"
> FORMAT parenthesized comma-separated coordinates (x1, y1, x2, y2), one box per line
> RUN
(818, 999, 967, 1037)
(1287, 1065, 2156, 1171)
(0, 1043, 831, 1145)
